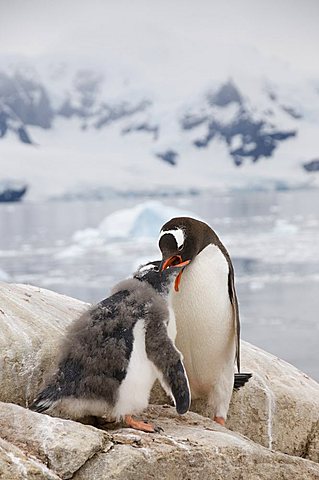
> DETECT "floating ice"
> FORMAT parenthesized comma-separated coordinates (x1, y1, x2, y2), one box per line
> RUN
(98, 201, 198, 241)
(72, 228, 103, 247)
(56, 201, 199, 260)
(272, 219, 298, 235)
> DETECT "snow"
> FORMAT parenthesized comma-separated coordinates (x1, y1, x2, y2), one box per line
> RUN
(230, 135, 243, 150)
(1, 52, 319, 201)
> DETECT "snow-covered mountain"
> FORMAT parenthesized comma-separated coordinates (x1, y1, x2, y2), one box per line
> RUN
(1, 59, 319, 200)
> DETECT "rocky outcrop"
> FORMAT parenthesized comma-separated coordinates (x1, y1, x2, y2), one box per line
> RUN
(0, 282, 318, 477)
(1, 403, 319, 480)
(0, 282, 87, 406)
(303, 159, 319, 172)
(0, 402, 110, 479)
(152, 340, 319, 463)
(228, 343, 319, 462)
(0, 436, 60, 480)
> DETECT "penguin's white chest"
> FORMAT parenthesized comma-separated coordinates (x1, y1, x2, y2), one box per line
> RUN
(172, 244, 235, 396)
(113, 320, 156, 419)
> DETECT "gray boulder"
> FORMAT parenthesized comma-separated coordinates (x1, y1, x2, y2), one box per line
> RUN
(0, 282, 318, 468)
(0, 282, 87, 407)
(1, 403, 319, 480)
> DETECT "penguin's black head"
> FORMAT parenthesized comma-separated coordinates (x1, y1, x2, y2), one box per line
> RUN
(158, 217, 215, 291)
(134, 260, 187, 295)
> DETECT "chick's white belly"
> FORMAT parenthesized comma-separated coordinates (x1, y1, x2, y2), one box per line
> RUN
(113, 320, 157, 419)
(172, 245, 236, 397)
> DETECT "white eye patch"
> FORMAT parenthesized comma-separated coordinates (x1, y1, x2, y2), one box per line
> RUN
(138, 263, 158, 276)
(159, 228, 185, 250)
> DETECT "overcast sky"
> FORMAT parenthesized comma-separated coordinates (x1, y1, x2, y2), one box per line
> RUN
(0, 0, 318, 85)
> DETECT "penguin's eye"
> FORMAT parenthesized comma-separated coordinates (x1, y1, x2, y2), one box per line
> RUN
(159, 228, 185, 253)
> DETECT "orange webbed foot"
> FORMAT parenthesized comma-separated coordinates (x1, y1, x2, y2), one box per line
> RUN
(124, 415, 163, 433)
(214, 416, 225, 426)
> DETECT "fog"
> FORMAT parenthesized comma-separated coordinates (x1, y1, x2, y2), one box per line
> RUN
(1, 0, 319, 82)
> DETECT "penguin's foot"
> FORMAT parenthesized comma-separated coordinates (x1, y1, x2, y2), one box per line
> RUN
(124, 415, 162, 433)
(214, 416, 225, 426)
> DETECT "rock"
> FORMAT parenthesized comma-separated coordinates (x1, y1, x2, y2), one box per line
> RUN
(0, 402, 111, 479)
(1, 403, 318, 480)
(303, 159, 319, 172)
(0, 437, 60, 480)
(74, 406, 319, 480)
(0, 282, 88, 407)
(0, 283, 318, 467)
(227, 342, 319, 463)
(151, 341, 319, 463)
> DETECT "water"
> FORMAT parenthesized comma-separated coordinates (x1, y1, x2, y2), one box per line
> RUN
(0, 190, 318, 381)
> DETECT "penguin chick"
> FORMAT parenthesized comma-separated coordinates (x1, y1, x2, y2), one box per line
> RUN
(159, 216, 243, 426)
(30, 261, 190, 433)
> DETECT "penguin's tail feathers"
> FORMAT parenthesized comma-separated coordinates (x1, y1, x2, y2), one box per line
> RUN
(234, 373, 252, 390)
(29, 385, 58, 413)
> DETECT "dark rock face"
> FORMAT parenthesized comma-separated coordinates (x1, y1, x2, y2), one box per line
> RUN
(0, 72, 54, 144)
(189, 112, 296, 164)
(156, 150, 178, 166)
(95, 100, 150, 129)
(0, 69, 152, 144)
(122, 122, 159, 140)
(281, 105, 302, 120)
(17, 126, 32, 144)
(303, 159, 319, 172)
(207, 80, 243, 107)
(0, 110, 8, 138)
(0, 72, 54, 128)
(182, 82, 297, 165)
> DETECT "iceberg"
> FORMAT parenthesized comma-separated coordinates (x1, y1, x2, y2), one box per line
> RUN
(98, 201, 198, 241)
(57, 200, 200, 261)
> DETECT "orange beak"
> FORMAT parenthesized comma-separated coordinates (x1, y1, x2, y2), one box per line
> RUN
(160, 255, 191, 292)
(160, 255, 191, 271)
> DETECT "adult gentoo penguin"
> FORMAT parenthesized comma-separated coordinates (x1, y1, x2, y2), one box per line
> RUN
(159, 217, 248, 426)
(30, 261, 190, 433)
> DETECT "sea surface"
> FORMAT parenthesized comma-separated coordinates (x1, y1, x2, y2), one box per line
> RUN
(0, 190, 318, 381)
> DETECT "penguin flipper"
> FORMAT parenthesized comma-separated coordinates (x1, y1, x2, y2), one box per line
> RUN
(30, 355, 82, 413)
(29, 383, 60, 413)
(163, 358, 190, 415)
(145, 324, 190, 415)
(228, 261, 241, 373)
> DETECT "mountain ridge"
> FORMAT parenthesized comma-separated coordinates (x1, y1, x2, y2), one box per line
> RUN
(0, 60, 318, 199)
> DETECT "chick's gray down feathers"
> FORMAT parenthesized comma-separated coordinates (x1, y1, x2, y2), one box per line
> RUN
(30, 266, 190, 418)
